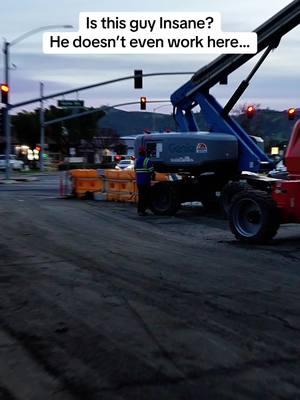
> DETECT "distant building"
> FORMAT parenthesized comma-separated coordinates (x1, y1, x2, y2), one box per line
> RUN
(120, 136, 137, 156)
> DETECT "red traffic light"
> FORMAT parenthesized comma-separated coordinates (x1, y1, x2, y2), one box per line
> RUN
(1, 84, 9, 93)
(140, 96, 146, 110)
(246, 105, 255, 119)
(288, 107, 296, 120)
(1, 83, 10, 104)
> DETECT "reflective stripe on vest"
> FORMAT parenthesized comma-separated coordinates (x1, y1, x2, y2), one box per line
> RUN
(136, 158, 153, 173)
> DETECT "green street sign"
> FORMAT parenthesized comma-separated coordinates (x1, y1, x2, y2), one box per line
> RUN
(58, 100, 84, 108)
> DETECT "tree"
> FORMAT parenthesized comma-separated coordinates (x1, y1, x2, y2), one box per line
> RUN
(113, 142, 128, 155)
(11, 110, 40, 147)
(93, 127, 120, 150)
(11, 106, 106, 155)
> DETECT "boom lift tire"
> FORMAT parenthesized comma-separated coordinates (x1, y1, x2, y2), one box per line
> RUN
(220, 181, 251, 216)
(229, 190, 280, 244)
(150, 182, 181, 216)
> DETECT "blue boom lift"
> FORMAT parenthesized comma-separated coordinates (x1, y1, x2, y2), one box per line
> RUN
(135, 1, 300, 234)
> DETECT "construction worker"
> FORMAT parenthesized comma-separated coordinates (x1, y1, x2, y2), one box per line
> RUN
(135, 146, 154, 216)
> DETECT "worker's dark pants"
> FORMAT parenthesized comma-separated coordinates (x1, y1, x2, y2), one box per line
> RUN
(137, 184, 151, 213)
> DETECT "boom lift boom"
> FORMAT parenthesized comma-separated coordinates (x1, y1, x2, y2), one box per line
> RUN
(170, 0, 300, 172)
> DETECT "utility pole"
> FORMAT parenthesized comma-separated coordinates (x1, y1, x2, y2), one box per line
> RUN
(40, 82, 45, 171)
(4, 41, 11, 179)
(2, 25, 73, 179)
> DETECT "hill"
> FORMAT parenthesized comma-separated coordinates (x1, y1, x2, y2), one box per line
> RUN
(5, 106, 298, 154)
(99, 108, 299, 147)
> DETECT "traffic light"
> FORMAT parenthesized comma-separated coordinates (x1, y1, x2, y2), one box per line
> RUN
(288, 107, 296, 120)
(246, 105, 255, 119)
(134, 69, 143, 89)
(0, 83, 10, 104)
(140, 96, 146, 110)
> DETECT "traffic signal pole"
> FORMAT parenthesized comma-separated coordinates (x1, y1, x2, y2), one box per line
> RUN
(40, 82, 45, 172)
(2, 26, 73, 180)
(3, 41, 11, 180)
(4, 108, 10, 180)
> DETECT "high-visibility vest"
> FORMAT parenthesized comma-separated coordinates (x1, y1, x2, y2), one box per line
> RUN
(135, 157, 154, 185)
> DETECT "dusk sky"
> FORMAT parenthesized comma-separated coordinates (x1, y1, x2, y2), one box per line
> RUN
(0, 0, 299, 114)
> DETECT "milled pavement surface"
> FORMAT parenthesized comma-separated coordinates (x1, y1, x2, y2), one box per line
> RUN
(1, 175, 300, 399)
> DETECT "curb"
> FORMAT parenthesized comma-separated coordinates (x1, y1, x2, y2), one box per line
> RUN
(0, 177, 39, 184)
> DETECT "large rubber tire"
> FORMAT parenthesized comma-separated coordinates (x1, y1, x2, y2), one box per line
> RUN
(229, 190, 280, 244)
(220, 181, 250, 216)
(150, 182, 180, 216)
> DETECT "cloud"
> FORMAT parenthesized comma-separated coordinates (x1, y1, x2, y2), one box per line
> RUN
(1, 0, 299, 112)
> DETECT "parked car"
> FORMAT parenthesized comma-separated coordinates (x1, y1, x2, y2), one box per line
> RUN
(0, 155, 24, 171)
(115, 159, 135, 170)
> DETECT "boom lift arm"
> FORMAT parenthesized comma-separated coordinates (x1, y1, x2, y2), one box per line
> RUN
(171, 0, 300, 173)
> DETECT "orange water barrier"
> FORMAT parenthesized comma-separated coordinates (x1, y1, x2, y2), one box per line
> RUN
(69, 169, 170, 201)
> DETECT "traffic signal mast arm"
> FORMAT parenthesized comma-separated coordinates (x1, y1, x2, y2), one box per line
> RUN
(170, 0, 300, 173)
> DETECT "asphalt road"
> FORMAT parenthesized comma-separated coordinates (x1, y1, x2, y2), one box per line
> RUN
(0, 172, 60, 197)
(1, 173, 300, 400)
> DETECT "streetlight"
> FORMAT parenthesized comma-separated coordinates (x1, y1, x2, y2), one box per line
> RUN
(3, 24, 73, 179)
